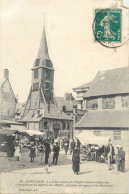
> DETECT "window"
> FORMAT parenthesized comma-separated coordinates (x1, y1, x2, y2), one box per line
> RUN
(63, 123, 66, 130)
(113, 131, 121, 140)
(86, 98, 98, 110)
(121, 95, 129, 107)
(67, 123, 70, 130)
(62, 106, 66, 112)
(46, 59, 52, 67)
(102, 97, 115, 109)
(34, 69, 39, 79)
(44, 122, 48, 127)
(35, 59, 40, 66)
(94, 131, 101, 136)
(33, 83, 39, 90)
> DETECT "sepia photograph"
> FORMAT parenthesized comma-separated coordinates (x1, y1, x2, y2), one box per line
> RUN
(0, 0, 129, 193)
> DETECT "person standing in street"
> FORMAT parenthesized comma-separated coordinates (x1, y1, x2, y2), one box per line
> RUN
(14, 141, 21, 161)
(115, 145, 120, 172)
(118, 146, 125, 173)
(70, 139, 76, 155)
(64, 142, 69, 155)
(38, 142, 45, 165)
(64, 138, 69, 155)
(52, 142, 60, 165)
(29, 142, 36, 162)
(44, 140, 51, 164)
(72, 147, 80, 175)
(107, 142, 115, 170)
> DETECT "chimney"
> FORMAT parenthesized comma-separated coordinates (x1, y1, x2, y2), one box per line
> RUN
(4, 69, 9, 79)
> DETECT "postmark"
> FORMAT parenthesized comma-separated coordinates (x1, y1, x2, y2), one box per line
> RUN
(92, 9, 129, 48)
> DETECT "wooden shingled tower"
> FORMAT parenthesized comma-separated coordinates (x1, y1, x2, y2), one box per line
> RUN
(20, 21, 72, 137)
(22, 24, 57, 119)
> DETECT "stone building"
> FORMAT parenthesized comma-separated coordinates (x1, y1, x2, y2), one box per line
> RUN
(0, 69, 16, 119)
(20, 25, 72, 139)
(74, 67, 129, 148)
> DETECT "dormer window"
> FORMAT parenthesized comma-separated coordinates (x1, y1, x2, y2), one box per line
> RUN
(35, 59, 40, 66)
(34, 69, 39, 79)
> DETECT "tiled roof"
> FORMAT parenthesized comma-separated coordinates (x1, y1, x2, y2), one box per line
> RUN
(20, 102, 72, 122)
(83, 67, 129, 98)
(75, 108, 129, 128)
(55, 97, 76, 111)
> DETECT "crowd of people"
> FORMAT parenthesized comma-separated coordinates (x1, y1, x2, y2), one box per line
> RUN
(80, 141, 126, 173)
(5, 134, 126, 175)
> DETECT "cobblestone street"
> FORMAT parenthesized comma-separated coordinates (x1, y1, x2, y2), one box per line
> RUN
(0, 150, 128, 194)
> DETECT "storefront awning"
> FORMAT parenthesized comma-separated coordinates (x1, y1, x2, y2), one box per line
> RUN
(75, 131, 110, 146)
(22, 129, 44, 136)
(0, 128, 19, 135)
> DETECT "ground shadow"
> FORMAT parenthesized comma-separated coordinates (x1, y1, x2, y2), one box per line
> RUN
(78, 171, 92, 175)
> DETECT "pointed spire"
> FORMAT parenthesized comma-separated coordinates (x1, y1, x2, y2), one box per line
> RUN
(37, 17, 49, 59)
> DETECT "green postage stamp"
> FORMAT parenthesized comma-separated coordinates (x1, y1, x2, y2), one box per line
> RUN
(95, 9, 121, 42)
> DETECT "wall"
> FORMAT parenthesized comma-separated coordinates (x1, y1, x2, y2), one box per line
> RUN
(39, 118, 72, 139)
(0, 80, 16, 119)
(29, 122, 39, 131)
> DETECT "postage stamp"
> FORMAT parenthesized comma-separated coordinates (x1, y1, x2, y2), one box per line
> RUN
(94, 9, 122, 42)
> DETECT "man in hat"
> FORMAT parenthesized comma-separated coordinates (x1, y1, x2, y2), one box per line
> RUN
(118, 146, 125, 173)
(52, 142, 60, 165)
(44, 139, 51, 164)
(107, 142, 115, 170)
(70, 139, 76, 155)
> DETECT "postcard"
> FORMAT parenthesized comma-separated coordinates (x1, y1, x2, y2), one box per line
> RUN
(0, 0, 129, 193)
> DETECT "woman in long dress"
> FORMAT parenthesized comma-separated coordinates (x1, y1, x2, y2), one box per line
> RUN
(72, 147, 80, 175)
(14, 142, 21, 161)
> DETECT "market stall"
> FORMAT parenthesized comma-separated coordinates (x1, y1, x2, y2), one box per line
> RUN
(75, 131, 110, 146)
(75, 131, 110, 162)
(0, 128, 20, 156)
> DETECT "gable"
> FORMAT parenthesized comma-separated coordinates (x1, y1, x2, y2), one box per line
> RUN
(1, 79, 16, 101)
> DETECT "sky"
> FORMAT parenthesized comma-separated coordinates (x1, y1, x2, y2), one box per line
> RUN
(0, 0, 129, 103)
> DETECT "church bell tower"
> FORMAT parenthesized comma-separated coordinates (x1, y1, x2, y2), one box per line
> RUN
(31, 25, 54, 104)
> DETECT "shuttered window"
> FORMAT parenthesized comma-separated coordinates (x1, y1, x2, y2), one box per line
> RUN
(33, 83, 39, 90)
(46, 59, 52, 67)
(35, 59, 40, 66)
(34, 69, 39, 79)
